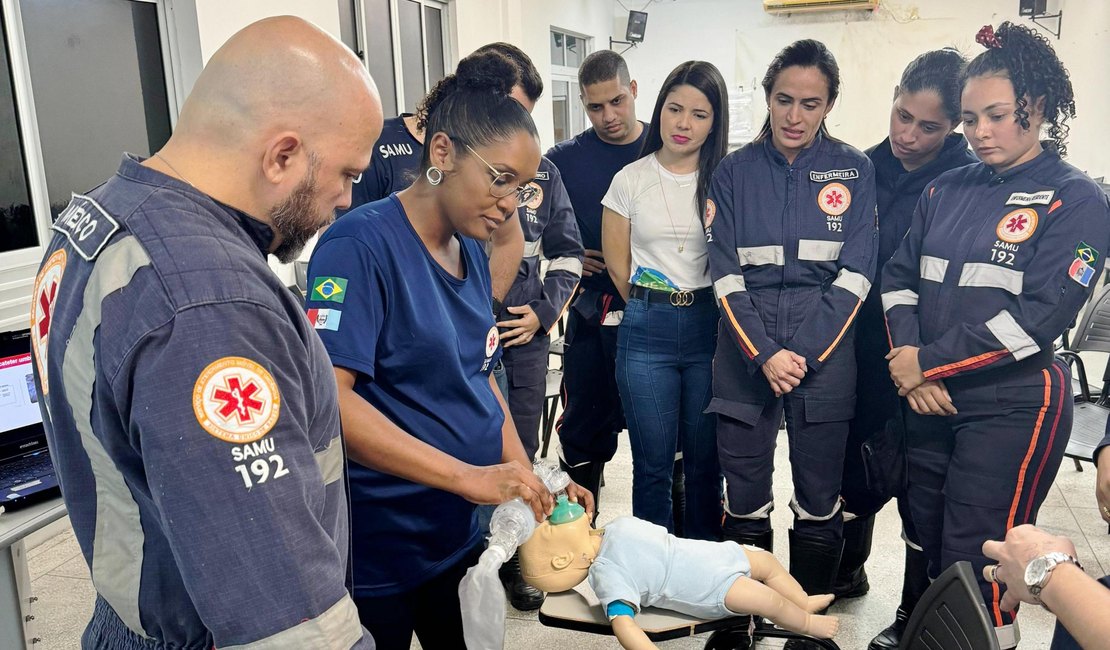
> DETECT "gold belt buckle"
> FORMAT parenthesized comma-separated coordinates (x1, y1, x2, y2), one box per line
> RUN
(670, 290, 694, 307)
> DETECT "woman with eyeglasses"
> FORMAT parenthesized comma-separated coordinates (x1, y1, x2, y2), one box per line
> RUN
(304, 51, 593, 649)
(601, 60, 728, 540)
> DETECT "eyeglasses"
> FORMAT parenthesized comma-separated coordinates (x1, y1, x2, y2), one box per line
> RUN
(463, 142, 538, 204)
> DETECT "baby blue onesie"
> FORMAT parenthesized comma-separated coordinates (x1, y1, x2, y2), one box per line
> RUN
(588, 516, 752, 620)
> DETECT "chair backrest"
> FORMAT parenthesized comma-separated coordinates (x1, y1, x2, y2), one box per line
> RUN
(900, 561, 999, 650)
(1072, 282, 1110, 354)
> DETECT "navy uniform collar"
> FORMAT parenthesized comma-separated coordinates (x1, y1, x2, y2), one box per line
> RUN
(763, 131, 825, 169)
(987, 145, 1060, 186)
(117, 154, 276, 256)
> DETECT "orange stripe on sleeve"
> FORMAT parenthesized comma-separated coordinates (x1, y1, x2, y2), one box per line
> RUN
(923, 350, 1009, 380)
(720, 298, 758, 359)
(818, 299, 863, 362)
(882, 313, 894, 350)
(546, 282, 579, 334)
(1005, 369, 1052, 530)
(1048, 199, 1063, 214)
(991, 582, 1003, 626)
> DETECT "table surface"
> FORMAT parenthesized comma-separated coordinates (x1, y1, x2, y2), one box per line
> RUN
(0, 497, 66, 548)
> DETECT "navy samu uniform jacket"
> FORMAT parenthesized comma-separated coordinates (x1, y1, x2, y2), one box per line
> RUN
(707, 135, 878, 418)
(31, 156, 369, 649)
(499, 157, 584, 335)
(882, 149, 1110, 380)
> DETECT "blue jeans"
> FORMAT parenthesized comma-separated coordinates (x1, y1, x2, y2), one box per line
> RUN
(616, 295, 722, 540)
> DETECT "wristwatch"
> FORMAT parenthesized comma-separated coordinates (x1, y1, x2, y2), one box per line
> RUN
(1024, 552, 1083, 606)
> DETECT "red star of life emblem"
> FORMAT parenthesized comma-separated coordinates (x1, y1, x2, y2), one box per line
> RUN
(825, 190, 844, 209)
(488, 330, 498, 349)
(37, 281, 58, 339)
(1005, 214, 1028, 233)
(211, 375, 265, 424)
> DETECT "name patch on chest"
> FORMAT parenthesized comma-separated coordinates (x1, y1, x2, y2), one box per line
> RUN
(51, 194, 120, 261)
(810, 169, 858, 183)
(1006, 190, 1055, 206)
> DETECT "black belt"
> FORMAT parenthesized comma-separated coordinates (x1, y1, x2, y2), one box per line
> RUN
(629, 285, 714, 307)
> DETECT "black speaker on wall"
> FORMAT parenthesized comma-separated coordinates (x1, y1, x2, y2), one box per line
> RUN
(1019, 0, 1047, 16)
(626, 11, 648, 43)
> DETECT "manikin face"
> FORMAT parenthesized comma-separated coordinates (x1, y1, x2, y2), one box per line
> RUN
(581, 77, 639, 145)
(659, 84, 714, 159)
(519, 516, 603, 594)
(961, 74, 1045, 173)
(888, 89, 955, 172)
(767, 65, 833, 163)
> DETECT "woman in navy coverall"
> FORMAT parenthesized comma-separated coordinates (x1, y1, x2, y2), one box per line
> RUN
(834, 49, 977, 650)
(706, 39, 877, 603)
(882, 23, 1110, 648)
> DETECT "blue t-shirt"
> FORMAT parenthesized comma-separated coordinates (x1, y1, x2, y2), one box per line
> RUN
(546, 125, 647, 295)
(305, 195, 504, 596)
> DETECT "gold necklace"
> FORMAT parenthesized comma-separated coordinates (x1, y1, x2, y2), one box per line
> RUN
(656, 156, 696, 254)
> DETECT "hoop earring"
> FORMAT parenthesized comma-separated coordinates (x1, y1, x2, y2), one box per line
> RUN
(426, 166, 444, 186)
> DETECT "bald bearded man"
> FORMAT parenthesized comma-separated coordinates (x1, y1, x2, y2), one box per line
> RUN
(29, 17, 382, 650)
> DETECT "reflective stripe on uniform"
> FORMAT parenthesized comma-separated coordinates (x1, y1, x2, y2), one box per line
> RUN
(522, 240, 542, 258)
(789, 495, 843, 521)
(723, 480, 773, 519)
(882, 289, 919, 313)
(713, 274, 746, 299)
(919, 255, 949, 282)
(985, 310, 1040, 360)
(737, 245, 785, 267)
(797, 239, 843, 262)
(958, 263, 1024, 295)
(61, 236, 152, 639)
(831, 268, 871, 300)
(547, 256, 583, 276)
(222, 594, 364, 650)
(315, 438, 345, 486)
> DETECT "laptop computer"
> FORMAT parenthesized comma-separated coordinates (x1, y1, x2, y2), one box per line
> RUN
(0, 328, 60, 511)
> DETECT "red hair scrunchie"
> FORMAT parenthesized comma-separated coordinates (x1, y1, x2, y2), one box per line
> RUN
(976, 24, 1002, 49)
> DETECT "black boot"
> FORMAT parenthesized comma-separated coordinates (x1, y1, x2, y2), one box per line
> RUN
(868, 545, 930, 649)
(560, 459, 604, 522)
(783, 529, 844, 650)
(499, 550, 545, 611)
(832, 514, 874, 599)
(722, 526, 773, 553)
(671, 458, 686, 537)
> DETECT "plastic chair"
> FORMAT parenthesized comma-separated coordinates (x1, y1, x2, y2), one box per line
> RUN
(899, 561, 999, 650)
(1057, 282, 1110, 468)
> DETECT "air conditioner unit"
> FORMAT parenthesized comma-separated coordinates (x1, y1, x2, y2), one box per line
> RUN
(763, 0, 879, 14)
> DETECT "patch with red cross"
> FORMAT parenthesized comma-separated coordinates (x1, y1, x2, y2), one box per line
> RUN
(485, 325, 500, 359)
(192, 357, 281, 443)
(30, 249, 66, 395)
(818, 182, 851, 217)
(996, 208, 1039, 244)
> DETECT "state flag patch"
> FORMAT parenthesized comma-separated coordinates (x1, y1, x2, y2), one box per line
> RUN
(307, 308, 342, 331)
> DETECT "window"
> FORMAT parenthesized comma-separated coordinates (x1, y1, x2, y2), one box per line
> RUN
(21, 0, 173, 221)
(358, 0, 449, 116)
(550, 29, 588, 145)
(0, 11, 34, 255)
(0, 0, 176, 331)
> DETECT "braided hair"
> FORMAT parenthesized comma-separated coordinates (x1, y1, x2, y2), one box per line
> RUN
(964, 22, 1076, 156)
(414, 50, 537, 171)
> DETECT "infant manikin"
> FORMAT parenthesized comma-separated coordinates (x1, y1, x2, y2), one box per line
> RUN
(518, 499, 839, 649)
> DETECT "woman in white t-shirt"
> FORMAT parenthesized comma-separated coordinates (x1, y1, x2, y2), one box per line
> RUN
(601, 60, 728, 540)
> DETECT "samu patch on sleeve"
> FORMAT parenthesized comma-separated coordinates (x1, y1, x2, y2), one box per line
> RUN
(51, 194, 120, 261)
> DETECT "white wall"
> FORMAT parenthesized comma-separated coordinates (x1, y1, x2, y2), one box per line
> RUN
(453, 0, 618, 151)
(618, 0, 1110, 179)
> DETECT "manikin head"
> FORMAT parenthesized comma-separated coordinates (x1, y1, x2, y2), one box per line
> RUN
(518, 516, 603, 593)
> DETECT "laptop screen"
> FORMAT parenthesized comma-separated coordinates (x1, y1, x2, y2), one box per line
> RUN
(0, 340, 40, 435)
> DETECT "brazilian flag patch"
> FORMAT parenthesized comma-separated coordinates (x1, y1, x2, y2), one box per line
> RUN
(1075, 242, 1099, 265)
(311, 277, 348, 303)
